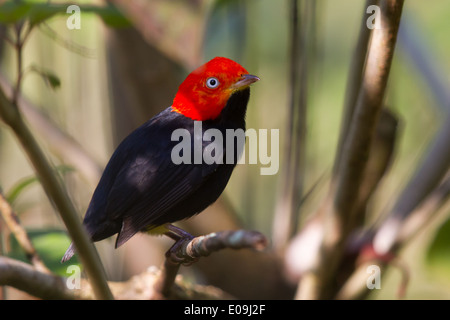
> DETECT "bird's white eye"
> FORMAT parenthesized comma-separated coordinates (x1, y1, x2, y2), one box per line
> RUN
(206, 77, 220, 89)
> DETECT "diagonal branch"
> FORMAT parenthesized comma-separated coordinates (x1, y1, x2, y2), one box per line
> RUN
(334, 0, 404, 235)
(374, 112, 450, 254)
(333, 0, 379, 175)
(0, 192, 50, 274)
(0, 73, 103, 186)
(0, 256, 78, 300)
(0, 87, 113, 300)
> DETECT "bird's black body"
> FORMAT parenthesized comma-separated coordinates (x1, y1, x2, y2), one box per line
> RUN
(63, 88, 250, 260)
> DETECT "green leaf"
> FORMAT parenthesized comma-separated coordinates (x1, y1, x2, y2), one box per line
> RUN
(7, 229, 81, 276)
(40, 70, 61, 89)
(426, 217, 450, 280)
(6, 175, 39, 205)
(28, 65, 61, 89)
(0, 1, 130, 28)
(28, 3, 63, 26)
(6, 164, 74, 205)
(84, 5, 131, 28)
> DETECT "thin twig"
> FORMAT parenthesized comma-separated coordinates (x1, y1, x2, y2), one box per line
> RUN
(334, 0, 404, 236)
(0, 73, 103, 186)
(0, 192, 50, 274)
(374, 112, 450, 254)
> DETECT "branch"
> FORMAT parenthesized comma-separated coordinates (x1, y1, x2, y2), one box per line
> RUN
(0, 87, 113, 300)
(272, 0, 312, 251)
(353, 108, 398, 221)
(374, 112, 450, 254)
(334, 0, 404, 236)
(153, 230, 268, 298)
(396, 173, 450, 245)
(0, 256, 232, 300)
(333, 0, 379, 175)
(0, 192, 50, 274)
(0, 73, 103, 186)
(0, 257, 78, 300)
(310, 0, 404, 299)
(107, 0, 207, 69)
(334, 173, 450, 300)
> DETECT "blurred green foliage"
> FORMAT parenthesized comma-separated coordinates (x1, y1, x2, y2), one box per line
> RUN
(7, 229, 80, 276)
(0, 0, 130, 27)
(0, 0, 449, 299)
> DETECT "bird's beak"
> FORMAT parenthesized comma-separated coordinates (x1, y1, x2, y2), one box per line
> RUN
(231, 74, 260, 90)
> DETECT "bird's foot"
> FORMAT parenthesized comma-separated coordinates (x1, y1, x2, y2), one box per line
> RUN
(164, 224, 198, 265)
(165, 236, 198, 266)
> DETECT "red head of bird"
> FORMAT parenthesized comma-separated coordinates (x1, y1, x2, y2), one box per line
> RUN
(172, 57, 260, 121)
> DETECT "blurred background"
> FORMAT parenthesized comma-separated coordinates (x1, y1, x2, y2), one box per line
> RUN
(0, 0, 449, 299)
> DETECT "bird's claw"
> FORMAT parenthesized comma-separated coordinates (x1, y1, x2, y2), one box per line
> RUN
(165, 235, 198, 266)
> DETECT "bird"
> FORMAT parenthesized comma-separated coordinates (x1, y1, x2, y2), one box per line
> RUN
(62, 57, 260, 262)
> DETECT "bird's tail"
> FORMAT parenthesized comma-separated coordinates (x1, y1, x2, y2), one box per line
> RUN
(61, 242, 75, 263)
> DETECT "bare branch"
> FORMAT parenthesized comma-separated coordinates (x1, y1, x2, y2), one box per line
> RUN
(0, 257, 232, 300)
(354, 108, 399, 221)
(336, 174, 450, 300)
(0, 257, 78, 300)
(374, 112, 450, 253)
(272, 0, 312, 251)
(334, 0, 404, 235)
(307, 0, 405, 299)
(334, 0, 379, 175)
(0, 73, 103, 186)
(395, 172, 450, 247)
(0, 192, 50, 274)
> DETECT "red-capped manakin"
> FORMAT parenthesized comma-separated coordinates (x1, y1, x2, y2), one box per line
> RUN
(62, 57, 259, 262)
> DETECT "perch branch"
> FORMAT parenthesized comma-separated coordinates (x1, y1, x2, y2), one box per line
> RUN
(153, 230, 268, 298)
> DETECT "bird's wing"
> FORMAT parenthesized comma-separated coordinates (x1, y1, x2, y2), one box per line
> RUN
(104, 141, 220, 247)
